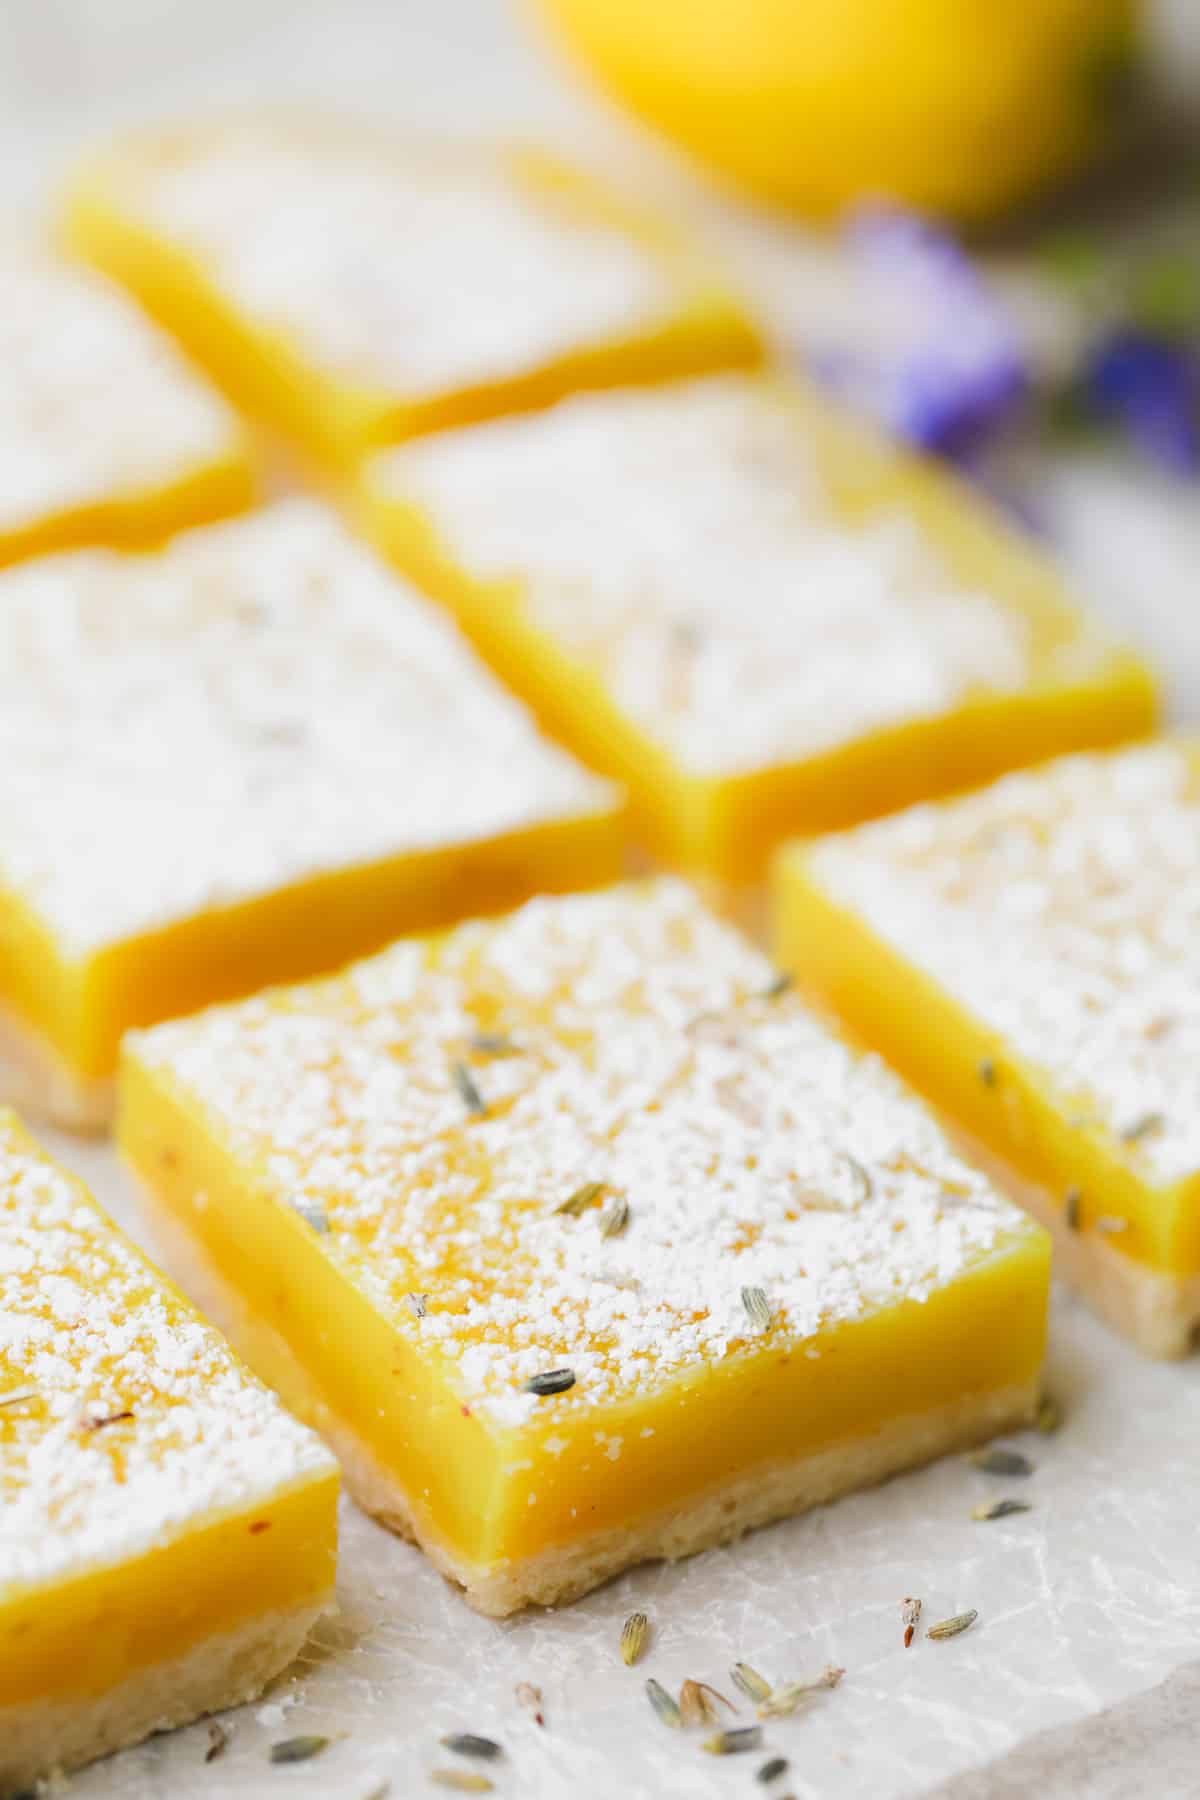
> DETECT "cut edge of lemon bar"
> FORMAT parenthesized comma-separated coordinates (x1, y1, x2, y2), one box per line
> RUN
(0, 786, 627, 1138)
(60, 117, 763, 474)
(0, 246, 257, 571)
(0, 501, 627, 1133)
(0, 438, 256, 575)
(110, 1183, 1044, 1617)
(0, 1003, 115, 1138)
(117, 879, 1050, 1615)
(354, 371, 1158, 882)
(771, 740, 1200, 1359)
(0, 1109, 339, 1789)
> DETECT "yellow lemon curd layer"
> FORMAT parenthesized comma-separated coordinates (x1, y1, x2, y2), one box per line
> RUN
(118, 881, 1049, 1600)
(0, 1110, 338, 1709)
(772, 741, 1200, 1279)
(0, 246, 254, 570)
(61, 116, 762, 475)
(357, 373, 1156, 882)
(0, 501, 624, 1092)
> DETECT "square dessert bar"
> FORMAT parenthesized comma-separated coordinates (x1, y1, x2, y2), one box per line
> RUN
(0, 1110, 338, 1790)
(0, 500, 623, 1132)
(773, 740, 1200, 1357)
(0, 247, 254, 569)
(63, 117, 761, 471)
(358, 373, 1157, 883)
(119, 879, 1050, 1616)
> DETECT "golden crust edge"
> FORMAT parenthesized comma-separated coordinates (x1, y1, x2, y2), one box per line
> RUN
(0, 1000, 113, 1135)
(950, 1128, 1200, 1360)
(124, 1163, 1038, 1618)
(0, 1593, 328, 1790)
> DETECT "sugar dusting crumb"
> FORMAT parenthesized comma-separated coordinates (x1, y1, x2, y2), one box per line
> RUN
(0, 245, 239, 534)
(106, 120, 680, 397)
(806, 741, 1200, 1185)
(380, 377, 1117, 778)
(134, 881, 1033, 1429)
(256, 1699, 295, 1729)
(0, 1118, 334, 1594)
(0, 499, 615, 953)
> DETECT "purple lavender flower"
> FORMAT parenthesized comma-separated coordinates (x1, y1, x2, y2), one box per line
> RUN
(813, 207, 1027, 462)
(1084, 330, 1199, 475)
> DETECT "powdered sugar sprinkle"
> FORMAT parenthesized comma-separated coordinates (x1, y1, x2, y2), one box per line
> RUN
(0, 500, 616, 953)
(806, 741, 1200, 1186)
(380, 377, 1113, 778)
(0, 245, 240, 535)
(104, 121, 681, 399)
(0, 1117, 334, 1593)
(134, 881, 1033, 1428)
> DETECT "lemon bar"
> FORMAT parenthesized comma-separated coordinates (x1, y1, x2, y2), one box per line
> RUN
(357, 372, 1157, 882)
(118, 879, 1050, 1616)
(773, 740, 1200, 1357)
(0, 500, 623, 1133)
(62, 117, 761, 473)
(0, 1110, 338, 1789)
(0, 245, 254, 570)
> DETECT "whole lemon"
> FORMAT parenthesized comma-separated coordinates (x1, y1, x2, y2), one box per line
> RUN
(533, 0, 1142, 223)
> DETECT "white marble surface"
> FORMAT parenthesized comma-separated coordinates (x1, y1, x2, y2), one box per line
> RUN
(5, 3, 1200, 1795)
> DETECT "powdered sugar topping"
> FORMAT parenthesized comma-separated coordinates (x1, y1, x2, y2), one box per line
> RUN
(381, 377, 1105, 777)
(0, 1116, 334, 1593)
(0, 247, 240, 535)
(134, 881, 1034, 1428)
(0, 500, 616, 952)
(108, 122, 681, 397)
(806, 741, 1200, 1186)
